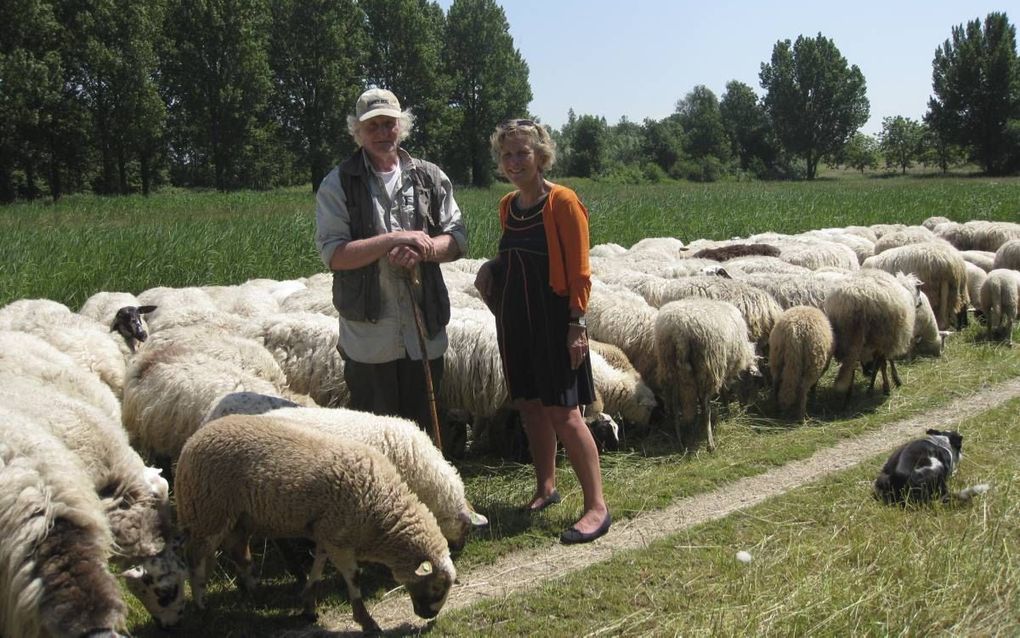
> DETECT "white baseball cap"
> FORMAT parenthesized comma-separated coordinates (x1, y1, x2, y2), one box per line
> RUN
(356, 88, 402, 121)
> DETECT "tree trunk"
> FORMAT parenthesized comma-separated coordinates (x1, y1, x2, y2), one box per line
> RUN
(118, 147, 129, 194)
(140, 152, 151, 196)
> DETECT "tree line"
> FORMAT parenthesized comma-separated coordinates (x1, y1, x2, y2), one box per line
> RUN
(1, 4, 1017, 203)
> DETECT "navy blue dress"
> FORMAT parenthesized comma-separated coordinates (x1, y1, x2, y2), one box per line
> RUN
(495, 194, 596, 407)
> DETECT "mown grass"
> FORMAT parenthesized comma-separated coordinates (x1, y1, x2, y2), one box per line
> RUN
(2, 175, 1018, 308)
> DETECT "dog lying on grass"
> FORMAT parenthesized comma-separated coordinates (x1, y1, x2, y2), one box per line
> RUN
(874, 429, 989, 505)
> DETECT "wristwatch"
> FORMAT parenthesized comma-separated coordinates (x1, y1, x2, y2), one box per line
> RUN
(569, 315, 587, 328)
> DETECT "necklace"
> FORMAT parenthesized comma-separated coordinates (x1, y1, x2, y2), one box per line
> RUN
(509, 193, 548, 221)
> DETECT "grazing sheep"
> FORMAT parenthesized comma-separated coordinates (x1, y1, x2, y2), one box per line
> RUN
(933, 220, 1020, 252)
(586, 281, 660, 387)
(912, 290, 948, 358)
(958, 262, 989, 328)
(628, 236, 685, 256)
(251, 406, 488, 548)
(736, 272, 846, 310)
(144, 325, 290, 390)
(244, 312, 349, 407)
(922, 216, 952, 230)
(872, 226, 938, 254)
(993, 238, 1020, 272)
(0, 330, 122, 423)
(824, 269, 918, 402)
(722, 255, 812, 276)
(589, 242, 628, 258)
(122, 350, 287, 462)
(862, 241, 968, 330)
(869, 223, 908, 239)
(202, 390, 305, 424)
(768, 306, 834, 421)
(0, 411, 128, 638)
(0, 380, 186, 626)
(654, 299, 758, 450)
(776, 238, 860, 271)
(202, 283, 281, 317)
(959, 250, 996, 273)
(692, 243, 780, 261)
(441, 308, 508, 419)
(279, 285, 339, 317)
(176, 415, 456, 632)
(588, 348, 659, 428)
(0, 298, 73, 323)
(637, 275, 782, 348)
(980, 269, 1020, 343)
(79, 292, 158, 353)
(801, 230, 875, 265)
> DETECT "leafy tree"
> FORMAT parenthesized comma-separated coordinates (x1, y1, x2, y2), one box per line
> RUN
(641, 115, 686, 175)
(566, 114, 607, 177)
(444, 0, 531, 186)
(926, 12, 1020, 175)
(918, 123, 967, 173)
(719, 80, 777, 175)
(269, 0, 366, 190)
(675, 85, 729, 163)
(841, 132, 880, 173)
(361, 0, 450, 163)
(879, 116, 924, 174)
(760, 33, 870, 179)
(605, 116, 646, 169)
(161, 0, 276, 190)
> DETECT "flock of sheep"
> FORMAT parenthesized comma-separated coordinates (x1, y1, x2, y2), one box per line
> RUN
(1, 216, 1019, 635)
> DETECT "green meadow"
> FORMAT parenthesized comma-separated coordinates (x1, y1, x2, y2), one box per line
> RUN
(2, 174, 1019, 636)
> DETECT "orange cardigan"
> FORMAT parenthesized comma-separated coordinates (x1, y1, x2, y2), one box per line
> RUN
(498, 184, 592, 313)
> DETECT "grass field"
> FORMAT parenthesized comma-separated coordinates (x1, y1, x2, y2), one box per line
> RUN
(2, 175, 1019, 636)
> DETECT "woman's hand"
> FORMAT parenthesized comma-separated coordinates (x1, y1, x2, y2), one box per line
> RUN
(474, 259, 500, 310)
(567, 324, 588, 369)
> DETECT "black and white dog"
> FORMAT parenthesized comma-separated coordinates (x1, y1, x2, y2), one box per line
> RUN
(874, 429, 988, 505)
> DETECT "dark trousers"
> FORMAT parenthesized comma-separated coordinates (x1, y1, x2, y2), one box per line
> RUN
(343, 356, 445, 432)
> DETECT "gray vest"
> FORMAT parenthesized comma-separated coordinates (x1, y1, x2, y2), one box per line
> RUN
(332, 149, 451, 338)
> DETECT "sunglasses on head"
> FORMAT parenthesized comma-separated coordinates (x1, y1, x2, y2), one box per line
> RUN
(499, 118, 536, 129)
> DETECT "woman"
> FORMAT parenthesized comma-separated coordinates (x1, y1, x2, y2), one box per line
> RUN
(475, 119, 610, 545)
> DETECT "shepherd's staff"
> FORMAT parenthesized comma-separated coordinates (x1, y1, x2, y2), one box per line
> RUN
(405, 266, 444, 453)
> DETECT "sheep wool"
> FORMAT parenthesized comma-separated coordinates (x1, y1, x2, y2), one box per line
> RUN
(0, 410, 127, 638)
(768, 306, 834, 421)
(654, 299, 757, 450)
(993, 239, 1020, 272)
(862, 241, 968, 330)
(176, 415, 455, 633)
(980, 269, 1020, 343)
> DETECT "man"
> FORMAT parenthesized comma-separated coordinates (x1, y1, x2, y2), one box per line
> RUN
(315, 88, 466, 431)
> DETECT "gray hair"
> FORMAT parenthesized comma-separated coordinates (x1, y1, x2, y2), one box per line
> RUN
(347, 110, 416, 147)
(490, 120, 557, 173)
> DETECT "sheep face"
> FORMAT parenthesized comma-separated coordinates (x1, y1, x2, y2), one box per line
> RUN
(111, 305, 157, 352)
(122, 536, 188, 628)
(401, 557, 456, 620)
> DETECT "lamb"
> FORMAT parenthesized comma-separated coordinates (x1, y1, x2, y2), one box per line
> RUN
(979, 269, 1020, 343)
(246, 406, 488, 548)
(0, 411, 128, 638)
(175, 415, 456, 632)
(0, 379, 186, 627)
(824, 269, 918, 402)
(654, 299, 758, 450)
(768, 306, 834, 421)
(993, 238, 1020, 272)
(862, 241, 968, 330)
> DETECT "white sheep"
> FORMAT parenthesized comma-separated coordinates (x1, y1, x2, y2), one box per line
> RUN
(958, 262, 989, 328)
(824, 269, 918, 401)
(934, 220, 1020, 252)
(922, 215, 952, 230)
(801, 229, 875, 265)
(251, 406, 488, 548)
(0, 330, 121, 423)
(279, 285, 339, 317)
(721, 255, 812, 276)
(628, 236, 685, 256)
(441, 308, 508, 419)
(0, 379, 187, 626)
(586, 281, 660, 387)
(768, 306, 834, 422)
(175, 415, 456, 632)
(862, 241, 968, 330)
(243, 312, 349, 406)
(0, 410, 128, 638)
(202, 282, 281, 317)
(587, 347, 659, 428)
(122, 350, 287, 462)
(960, 249, 996, 272)
(872, 226, 938, 254)
(736, 272, 846, 310)
(654, 299, 758, 450)
(993, 238, 1020, 272)
(980, 269, 1020, 343)
(589, 242, 628, 258)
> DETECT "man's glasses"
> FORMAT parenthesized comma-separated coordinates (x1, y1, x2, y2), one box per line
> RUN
(499, 118, 536, 129)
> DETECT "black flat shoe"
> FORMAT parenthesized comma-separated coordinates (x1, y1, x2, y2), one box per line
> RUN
(523, 490, 562, 512)
(560, 512, 611, 545)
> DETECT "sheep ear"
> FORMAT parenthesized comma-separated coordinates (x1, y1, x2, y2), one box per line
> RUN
(460, 509, 489, 528)
(121, 566, 144, 582)
(415, 561, 433, 577)
(138, 305, 158, 314)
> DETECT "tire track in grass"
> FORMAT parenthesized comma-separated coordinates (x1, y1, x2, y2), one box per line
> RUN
(311, 377, 1020, 635)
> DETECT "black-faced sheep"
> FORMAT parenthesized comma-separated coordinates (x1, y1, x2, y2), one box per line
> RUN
(768, 306, 834, 421)
(175, 415, 456, 633)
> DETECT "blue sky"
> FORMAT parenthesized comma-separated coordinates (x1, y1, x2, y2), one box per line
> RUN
(437, 1, 1014, 135)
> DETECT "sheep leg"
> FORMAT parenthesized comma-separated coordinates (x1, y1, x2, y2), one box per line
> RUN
(700, 394, 715, 452)
(325, 545, 380, 633)
(796, 385, 808, 423)
(299, 548, 329, 618)
(677, 383, 698, 445)
(889, 359, 902, 388)
(186, 530, 228, 610)
(879, 359, 891, 395)
(222, 528, 256, 593)
(836, 362, 856, 408)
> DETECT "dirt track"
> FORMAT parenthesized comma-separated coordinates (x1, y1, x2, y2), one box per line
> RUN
(300, 377, 1020, 637)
